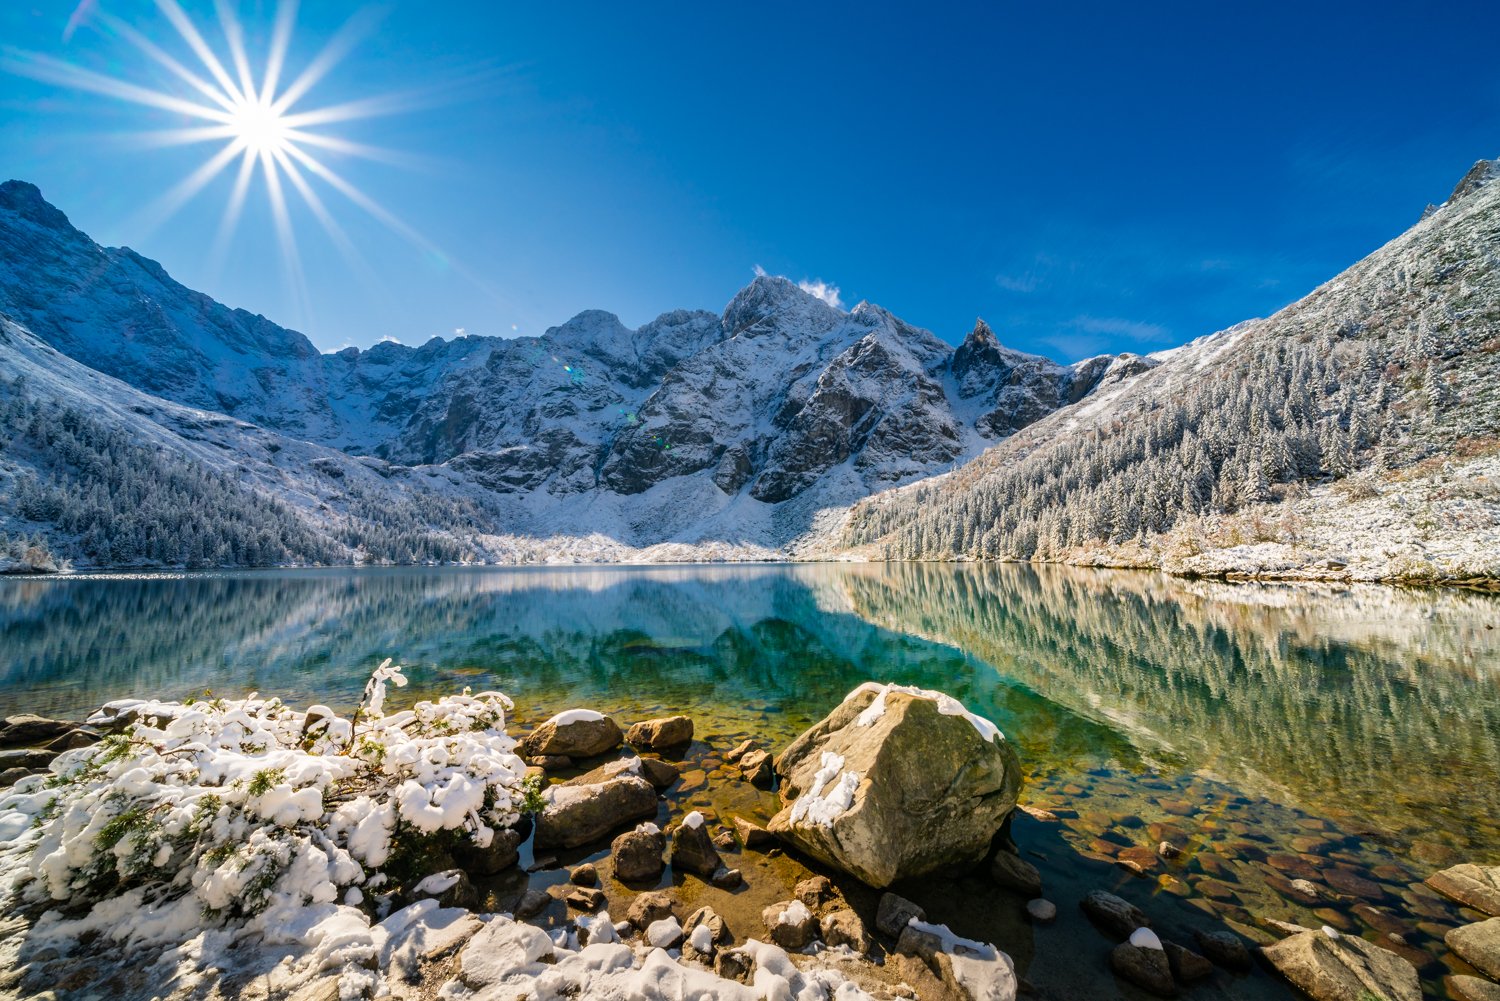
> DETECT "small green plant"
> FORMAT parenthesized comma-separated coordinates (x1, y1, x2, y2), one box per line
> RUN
(247, 768, 285, 797)
(520, 773, 546, 815)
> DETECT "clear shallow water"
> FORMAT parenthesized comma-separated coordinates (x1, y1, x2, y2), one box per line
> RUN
(2, 563, 1497, 995)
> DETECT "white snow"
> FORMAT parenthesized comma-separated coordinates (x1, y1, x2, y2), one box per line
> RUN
(646, 916, 683, 948)
(787, 751, 861, 829)
(412, 871, 460, 897)
(546, 708, 605, 726)
(688, 922, 714, 953)
(1129, 927, 1163, 950)
(776, 900, 814, 927)
(904, 919, 1018, 1001)
(682, 810, 705, 830)
(846, 681, 1004, 743)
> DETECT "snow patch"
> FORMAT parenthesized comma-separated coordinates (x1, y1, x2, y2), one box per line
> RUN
(846, 681, 1004, 743)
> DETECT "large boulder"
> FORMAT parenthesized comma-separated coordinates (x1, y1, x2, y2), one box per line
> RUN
(768, 684, 1021, 888)
(611, 824, 667, 882)
(518, 709, 622, 760)
(533, 775, 657, 849)
(667, 812, 722, 877)
(1261, 928, 1420, 1001)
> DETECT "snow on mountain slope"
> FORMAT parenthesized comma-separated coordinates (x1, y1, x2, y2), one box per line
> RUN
(828, 158, 1500, 583)
(2, 181, 1151, 563)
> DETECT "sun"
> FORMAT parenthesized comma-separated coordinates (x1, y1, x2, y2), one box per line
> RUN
(229, 97, 290, 157)
(0, 0, 456, 318)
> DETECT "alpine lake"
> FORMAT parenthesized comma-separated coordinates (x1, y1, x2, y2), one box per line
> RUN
(1, 562, 1497, 1000)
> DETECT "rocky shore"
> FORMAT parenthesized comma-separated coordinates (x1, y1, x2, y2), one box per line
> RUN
(0, 681, 1496, 1001)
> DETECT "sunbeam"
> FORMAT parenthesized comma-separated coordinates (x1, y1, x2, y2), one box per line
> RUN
(0, 0, 455, 326)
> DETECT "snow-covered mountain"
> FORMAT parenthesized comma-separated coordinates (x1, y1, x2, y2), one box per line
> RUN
(0, 180, 1147, 565)
(829, 158, 1500, 583)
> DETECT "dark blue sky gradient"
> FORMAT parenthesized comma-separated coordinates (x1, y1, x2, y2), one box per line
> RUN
(2, 2, 1497, 359)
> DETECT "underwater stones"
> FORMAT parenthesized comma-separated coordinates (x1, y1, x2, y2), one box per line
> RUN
(668, 817, 722, 877)
(1428, 864, 1500, 917)
(1081, 890, 1148, 940)
(821, 909, 872, 952)
(626, 715, 694, 749)
(1448, 919, 1500, 980)
(1117, 845, 1161, 876)
(1158, 841, 1183, 860)
(534, 775, 657, 849)
(769, 686, 1021, 888)
(763, 900, 818, 949)
(1026, 899, 1057, 923)
(1261, 929, 1421, 1001)
(1193, 929, 1253, 971)
(1323, 867, 1388, 901)
(877, 893, 927, 937)
(611, 825, 666, 883)
(1267, 853, 1323, 881)
(724, 739, 755, 764)
(990, 850, 1043, 896)
(1163, 941, 1214, 982)
(519, 710, 622, 760)
(454, 825, 524, 876)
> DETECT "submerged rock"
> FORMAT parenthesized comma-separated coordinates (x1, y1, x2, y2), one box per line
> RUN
(519, 710, 622, 759)
(1025, 899, 1057, 924)
(626, 715, 694, 749)
(1194, 928, 1252, 971)
(1163, 941, 1213, 983)
(1261, 928, 1420, 1001)
(1110, 936, 1175, 997)
(768, 684, 1021, 888)
(1448, 919, 1500, 980)
(533, 775, 657, 849)
(990, 850, 1042, 896)
(1081, 890, 1148, 940)
(1428, 864, 1500, 917)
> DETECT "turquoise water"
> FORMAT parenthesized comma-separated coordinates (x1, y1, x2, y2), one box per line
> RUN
(2, 563, 1497, 995)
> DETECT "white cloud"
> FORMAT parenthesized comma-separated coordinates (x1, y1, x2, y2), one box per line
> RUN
(379, 334, 401, 344)
(1070, 315, 1170, 341)
(797, 278, 843, 309)
(752, 264, 769, 277)
(995, 272, 1041, 293)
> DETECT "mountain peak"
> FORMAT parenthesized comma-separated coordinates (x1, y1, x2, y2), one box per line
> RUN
(965, 319, 998, 347)
(722, 274, 842, 339)
(0, 180, 75, 234)
(1448, 158, 1500, 206)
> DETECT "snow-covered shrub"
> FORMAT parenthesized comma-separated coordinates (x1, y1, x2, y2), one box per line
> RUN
(0, 660, 526, 922)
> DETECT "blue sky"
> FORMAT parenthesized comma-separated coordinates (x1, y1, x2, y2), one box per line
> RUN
(2, 2, 1497, 359)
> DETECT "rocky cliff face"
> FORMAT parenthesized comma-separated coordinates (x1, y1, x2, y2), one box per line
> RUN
(0, 181, 1147, 553)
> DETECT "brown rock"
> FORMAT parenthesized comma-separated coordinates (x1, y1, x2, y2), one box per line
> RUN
(569, 863, 598, 886)
(611, 826, 666, 883)
(821, 909, 871, 952)
(519, 712, 622, 759)
(0, 714, 74, 747)
(1081, 890, 1148, 940)
(626, 716, 694, 750)
(763, 899, 818, 950)
(1448, 974, 1500, 1001)
(682, 905, 726, 963)
(1428, 865, 1500, 918)
(1448, 919, 1500, 980)
(738, 749, 775, 789)
(710, 867, 744, 889)
(1193, 929, 1252, 971)
(1163, 941, 1213, 982)
(724, 739, 756, 764)
(795, 876, 835, 911)
(627, 890, 675, 929)
(990, 850, 1043, 896)
(876, 892, 926, 937)
(453, 826, 524, 876)
(1111, 941, 1176, 997)
(1117, 846, 1160, 876)
(668, 819, 722, 877)
(1324, 867, 1388, 901)
(715, 949, 753, 983)
(534, 775, 658, 849)
(732, 816, 776, 851)
(1261, 929, 1420, 1001)
(513, 888, 550, 919)
(531, 754, 573, 771)
(565, 886, 605, 911)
